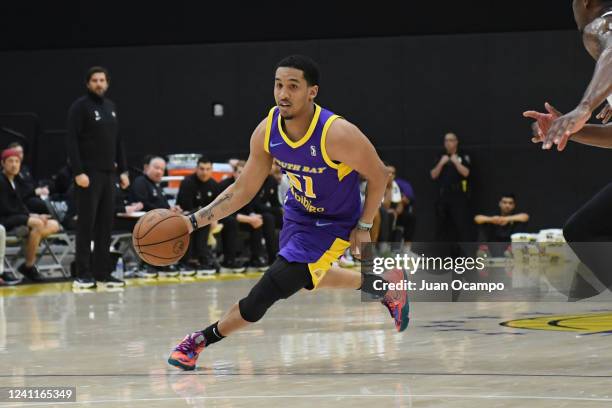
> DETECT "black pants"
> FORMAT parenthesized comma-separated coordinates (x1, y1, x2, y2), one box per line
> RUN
(378, 207, 395, 242)
(25, 196, 49, 214)
(1, 214, 29, 231)
(435, 191, 471, 242)
(564, 182, 612, 290)
(188, 224, 213, 262)
(75, 171, 114, 280)
(397, 206, 416, 242)
(263, 207, 283, 229)
(221, 213, 277, 262)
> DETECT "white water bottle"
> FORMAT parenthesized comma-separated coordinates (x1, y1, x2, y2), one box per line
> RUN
(115, 257, 124, 280)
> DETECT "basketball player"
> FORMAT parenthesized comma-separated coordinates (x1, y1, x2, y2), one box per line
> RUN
(523, 0, 612, 292)
(168, 55, 410, 370)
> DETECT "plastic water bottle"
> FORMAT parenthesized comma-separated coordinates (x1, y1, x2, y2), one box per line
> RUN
(114, 257, 124, 280)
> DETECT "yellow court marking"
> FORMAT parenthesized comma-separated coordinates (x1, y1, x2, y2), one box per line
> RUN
(501, 313, 612, 333)
(0, 272, 263, 299)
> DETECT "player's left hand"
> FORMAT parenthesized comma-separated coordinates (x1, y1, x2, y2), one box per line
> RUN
(349, 228, 371, 260)
(543, 104, 591, 151)
(523, 102, 562, 143)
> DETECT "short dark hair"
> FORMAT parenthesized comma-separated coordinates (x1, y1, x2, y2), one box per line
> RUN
(198, 156, 212, 166)
(500, 193, 516, 201)
(86, 66, 110, 83)
(148, 156, 165, 165)
(276, 55, 320, 86)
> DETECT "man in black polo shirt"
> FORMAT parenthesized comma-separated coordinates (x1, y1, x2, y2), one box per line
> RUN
(430, 132, 472, 242)
(475, 193, 529, 243)
(176, 156, 219, 275)
(67, 66, 129, 289)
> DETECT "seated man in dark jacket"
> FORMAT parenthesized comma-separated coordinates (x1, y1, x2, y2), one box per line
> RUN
(0, 148, 60, 281)
(130, 156, 181, 277)
(218, 161, 276, 272)
(176, 156, 219, 275)
(131, 156, 180, 212)
(254, 166, 283, 229)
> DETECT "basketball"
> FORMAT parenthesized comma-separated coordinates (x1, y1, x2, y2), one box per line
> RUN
(132, 209, 190, 266)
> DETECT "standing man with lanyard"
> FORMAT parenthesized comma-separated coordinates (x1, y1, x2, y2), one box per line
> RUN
(430, 132, 472, 242)
(67, 66, 129, 289)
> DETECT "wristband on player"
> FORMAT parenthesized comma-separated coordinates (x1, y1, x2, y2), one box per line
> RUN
(357, 220, 373, 231)
(188, 213, 198, 231)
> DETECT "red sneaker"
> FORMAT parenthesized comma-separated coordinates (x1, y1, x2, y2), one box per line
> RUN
(381, 268, 410, 332)
(168, 332, 207, 370)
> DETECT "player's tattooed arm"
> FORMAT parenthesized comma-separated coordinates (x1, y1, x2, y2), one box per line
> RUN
(197, 192, 234, 222)
(185, 119, 272, 231)
(543, 16, 612, 151)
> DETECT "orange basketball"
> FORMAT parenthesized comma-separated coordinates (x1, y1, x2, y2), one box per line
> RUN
(132, 209, 190, 266)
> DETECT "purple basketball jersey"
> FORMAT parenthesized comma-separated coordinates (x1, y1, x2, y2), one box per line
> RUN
(264, 104, 361, 239)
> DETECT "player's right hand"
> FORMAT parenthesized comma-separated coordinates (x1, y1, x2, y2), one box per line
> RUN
(75, 173, 90, 188)
(349, 228, 371, 260)
(523, 102, 562, 144)
(544, 104, 591, 151)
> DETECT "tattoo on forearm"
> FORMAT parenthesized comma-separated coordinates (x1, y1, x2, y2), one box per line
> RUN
(198, 193, 233, 222)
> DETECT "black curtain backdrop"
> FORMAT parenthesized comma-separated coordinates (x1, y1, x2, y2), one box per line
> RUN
(0, 30, 605, 240)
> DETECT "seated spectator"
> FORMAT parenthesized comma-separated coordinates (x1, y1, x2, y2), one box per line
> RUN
(0, 223, 22, 285)
(273, 163, 290, 207)
(387, 165, 416, 251)
(176, 156, 219, 275)
(7, 142, 50, 214)
(359, 175, 382, 242)
(48, 163, 74, 201)
(254, 165, 283, 229)
(45, 163, 77, 231)
(380, 166, 402, 243)
(131, 156, 180, 212)
(0, 149, 60, 281)
(130, 156, 181, 277)
(474, 193, 529, 243)
(218, 161, 274, 272)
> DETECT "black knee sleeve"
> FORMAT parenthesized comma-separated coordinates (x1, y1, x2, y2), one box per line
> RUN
(238, 273, 283, 322)
(238, 257, 312, 322)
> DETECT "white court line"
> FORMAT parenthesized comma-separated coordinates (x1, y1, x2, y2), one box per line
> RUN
(1, 393, 612, 407)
